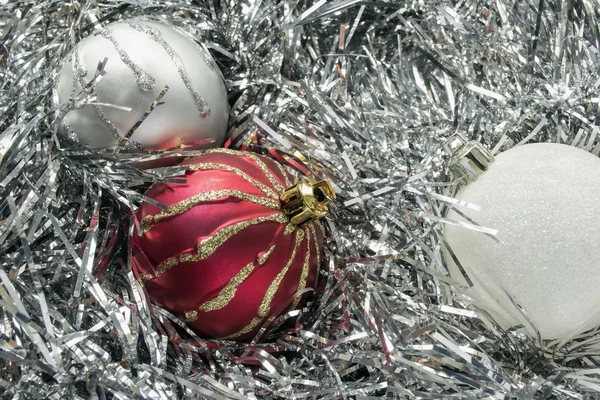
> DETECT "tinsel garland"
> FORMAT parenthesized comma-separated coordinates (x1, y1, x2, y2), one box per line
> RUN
(0, 0, 599, 398)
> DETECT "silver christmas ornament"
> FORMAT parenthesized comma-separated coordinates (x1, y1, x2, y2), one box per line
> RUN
(57, 18, 229, 150)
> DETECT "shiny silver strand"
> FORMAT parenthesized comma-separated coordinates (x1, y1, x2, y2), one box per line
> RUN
(72, 46, 123, 141)
(0, 0, 599, 399)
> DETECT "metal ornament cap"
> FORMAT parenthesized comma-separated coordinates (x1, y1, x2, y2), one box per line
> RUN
(444, 134, 495, 184)
(281, 179, 335, 225)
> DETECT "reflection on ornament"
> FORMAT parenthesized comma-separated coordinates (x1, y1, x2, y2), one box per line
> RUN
(132, 149, 334, 341)
(444, 142, 600, 340)
(57, 18, 229, 150)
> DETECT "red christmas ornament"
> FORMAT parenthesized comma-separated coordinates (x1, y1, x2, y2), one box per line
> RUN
(132, 149, 334, 341)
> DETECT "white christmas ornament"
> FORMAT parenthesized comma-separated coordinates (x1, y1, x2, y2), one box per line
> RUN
(444, 143, 600, 340)
(58, 18, 229, 150)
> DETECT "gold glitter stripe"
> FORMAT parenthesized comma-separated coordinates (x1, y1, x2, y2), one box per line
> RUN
(314, 219, 325, 236)
(202, 148, 286, 194)
(290, 227, 311, 311)
(194, 244, 277, 313)
(284, 224, 296, 236)
(137, 277, 149, 288)
(275, 162, 293, 188)
(222, 230, 305, 339)
(201, 148, 245, 156)
(183, 310, 197, 322)
(247, 153, 285, 194)
(308, 222, 321, 267)
(140, 190, 280, 234)
(258, 244, 277, 265)
(258, 229, 304, 317)
(186, 162, 279, 199)
(198, 262, 255, 313)
(221, 316, 264, 340)
(179, 213, 288, 264)
(143, 213, 289, 284)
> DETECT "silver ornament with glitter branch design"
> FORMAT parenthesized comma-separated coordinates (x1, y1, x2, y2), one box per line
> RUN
(57, 18, 229, 150)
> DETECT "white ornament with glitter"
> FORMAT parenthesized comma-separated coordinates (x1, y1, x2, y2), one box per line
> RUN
(444, 140, 600, 340)
(57, 18, 229, 150)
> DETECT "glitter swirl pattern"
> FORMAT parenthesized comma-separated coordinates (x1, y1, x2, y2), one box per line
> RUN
(99, 27, 156, 91)
(183, 244, 277, 316)
(140, 189, 280, 234)
(222, 230, 305, 339)
(126, 20, 211, 117)
(140, 213, 289, 284)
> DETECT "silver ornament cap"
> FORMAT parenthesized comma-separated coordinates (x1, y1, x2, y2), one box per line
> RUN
(443, 134, 494, 184)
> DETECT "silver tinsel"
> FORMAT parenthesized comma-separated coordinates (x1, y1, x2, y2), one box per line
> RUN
(0, 0, 599, 398)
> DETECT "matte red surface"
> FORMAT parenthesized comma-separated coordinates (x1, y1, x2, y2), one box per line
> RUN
(132, 151, 323, 341)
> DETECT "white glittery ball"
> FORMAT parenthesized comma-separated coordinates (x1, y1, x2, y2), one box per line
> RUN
(444, 143, 600, 340)
(58, 18, 229, 150)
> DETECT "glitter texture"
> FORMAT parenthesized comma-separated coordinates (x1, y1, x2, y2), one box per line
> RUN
(192, 245, 276, 314)
(257, 244, 277, 265)
(126, 20, 211, 117)
(186, 162, 279, 199)
(275, 161, 293, 188)
(202, 148, 287, 192)
(183, 310, 197, 322)
(224, 230, 305, 339)
(197, 262, 256, 312)
(72, 47, 122, 140)
(308, 222, 320, 267)
(283, 223, 296, 236)
(99, 27, 156, 91)
(148, 213, 289, 281)
(140, 189, 280, 233)
(258, 229, 304, 317)
(290, 227, 311, 310)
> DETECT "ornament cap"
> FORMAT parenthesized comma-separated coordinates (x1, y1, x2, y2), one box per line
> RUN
(280, 178, 335, 225)
(444, 134, 494, 184)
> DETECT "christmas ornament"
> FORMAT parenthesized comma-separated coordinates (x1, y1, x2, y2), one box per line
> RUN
(57, 18, 229, 150)
(443, 137, 600, 340)
(132, 149, 334, 341)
